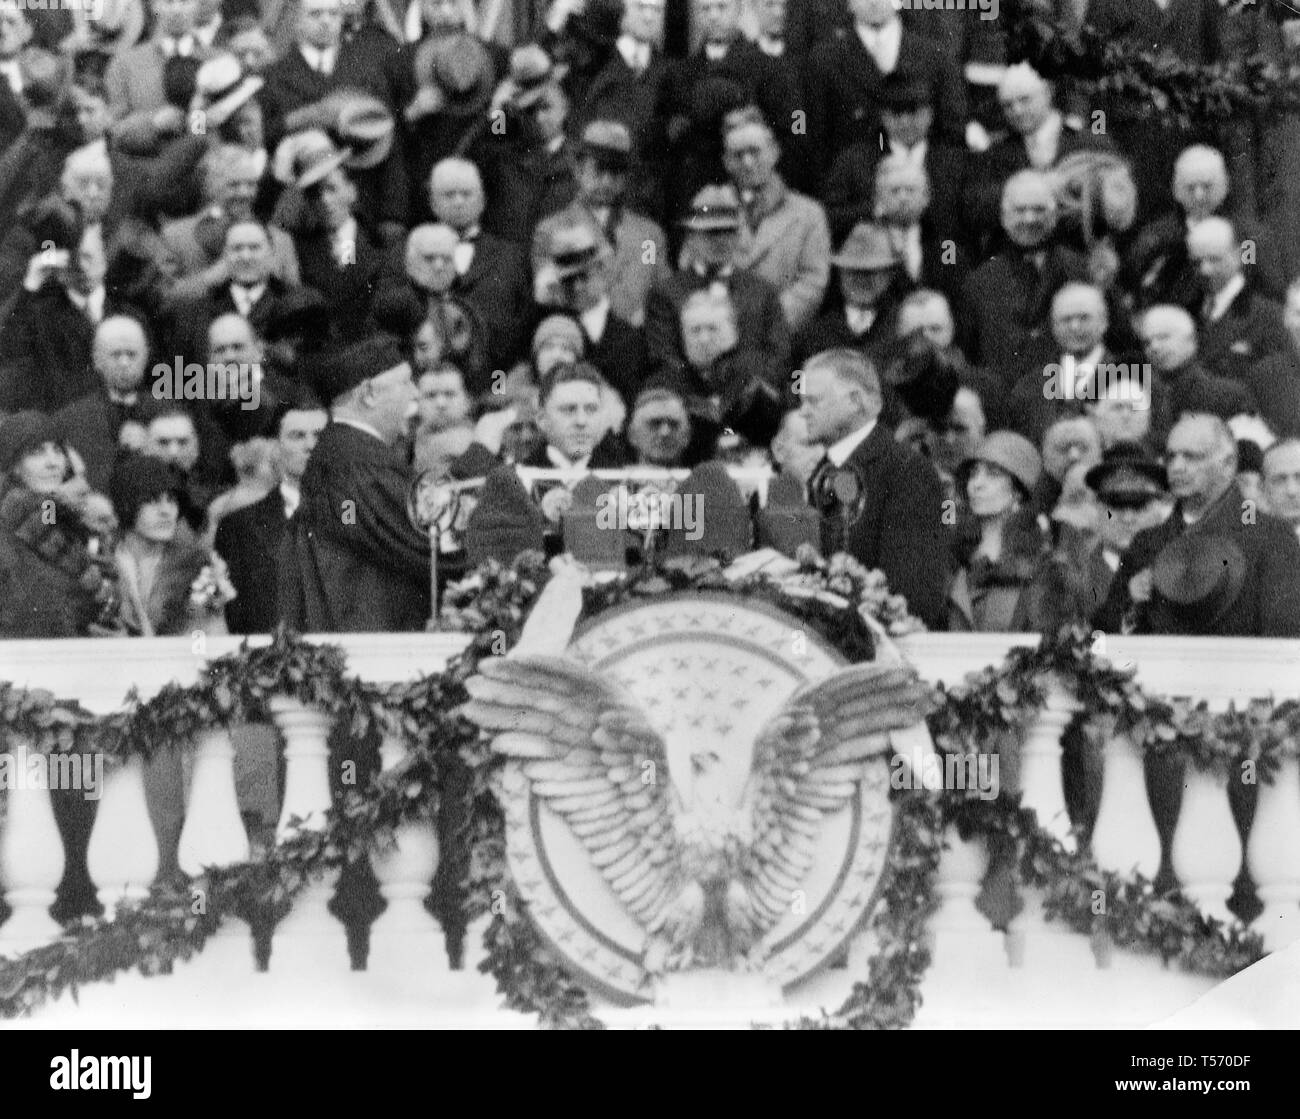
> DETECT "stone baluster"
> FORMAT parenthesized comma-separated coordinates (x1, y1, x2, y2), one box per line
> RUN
(367, 733, 444, 983)
(267, 697, 343, 972)
(1019, 677, 1079, 850)
(914, 828, 1007, 1026)
(178, 728, 255, 978)
(1171, 764, 1242, 927)
(1245, 752, 1300, 950)
(86, 754, 159, 916)
(1091, 729, 1162, 881)
(0, 735, 66, 953)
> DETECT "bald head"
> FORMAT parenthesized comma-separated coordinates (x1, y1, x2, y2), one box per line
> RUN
(1187, 216, 1241, 295)
(429, 157, 485, 233)
(1173, 145, 1229, 220)
(94, 316, 148, 394)
(1051, 283, 1107, 354)
(1001, 170, 1056, 247)
(406, 223, 459, 293)
(874, 155, 929, 224)
(61, 143, 113, 224)
(1139, 304, 1197, 372)
(1166, 413, 1237, 513)
(998, 62, 1054, 137)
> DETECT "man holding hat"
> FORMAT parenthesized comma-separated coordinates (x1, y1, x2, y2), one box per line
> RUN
(1097, 413, 1300, 636)
(278, 334, 432, 631)
(644, 182, 790, 380)
(532, 118, 667, 327)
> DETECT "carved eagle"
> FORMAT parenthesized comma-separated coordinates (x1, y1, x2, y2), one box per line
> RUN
(462, 654, 931, 977)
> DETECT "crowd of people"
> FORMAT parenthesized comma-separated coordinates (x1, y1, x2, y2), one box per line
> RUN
(1, 0, 1300, 643)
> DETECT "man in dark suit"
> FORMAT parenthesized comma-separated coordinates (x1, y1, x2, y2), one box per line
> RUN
(257, 0, 413, 149)
(1097, 413, 1300, 636)
(1004, 283, 1144, 444)
(428, 156, 533, 372)
(463, 46, 579, 244)
(960, 169, 1090, 379)
(1189, 216, 1292, 384)
(793, 221, 911, 369)
(661, 0, 795, 180)
(279, 334, 432, 632)
(1140, 304, 1258, 435)
(0, 10, 35, 155)
(822, 75, 969, 249)
(797, 346, 951, 628)
(808, 0, 966, 182)
(568, 0, 673, 218)
(969, 63, 1115, 254)
(645, 185, 791, 380)
(53, 315, 165, 492)
(215, 393, 328, 633)
(164, 218, 296, 362)
(540, 221, 649, 411)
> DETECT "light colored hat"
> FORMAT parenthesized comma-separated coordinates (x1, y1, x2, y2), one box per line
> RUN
(961, 431, 1042, 495)
(532, 314, 585, 356)
(195, 53, 264, 124)
(831, 223, 902, 271)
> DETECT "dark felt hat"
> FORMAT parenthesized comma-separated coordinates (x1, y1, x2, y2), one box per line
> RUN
(262, 285, 331, 342)
(0, 411, 63, 475)
(1152, 533, 1247, 625)
(1085, 440, 1168, 499)
(109, 453, 185, 531)
(313, 335, 410, 403)
(883, 335, 959, 426)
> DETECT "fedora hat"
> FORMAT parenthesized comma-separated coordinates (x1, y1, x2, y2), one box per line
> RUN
(195, 53, 264, 125)
(415, 32, 494, 117)
(959, 431, 1042, 496)
(883, 335, 959, 426)
(831, 223, 902, 271)
(679, 184, 742, 232)
(501, 44, 563, 110)
(549, 223, 603, 279)
(1085, 440, 1168, 503)
(334, 94, 394, 171)
(579, 119, 633, 171)
(1152, 533, 1247, 625)
(273, 129, 345, 188)
(566, 0, 624, 49)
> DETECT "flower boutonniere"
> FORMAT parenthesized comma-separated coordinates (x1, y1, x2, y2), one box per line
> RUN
(190, 556, 237, 615)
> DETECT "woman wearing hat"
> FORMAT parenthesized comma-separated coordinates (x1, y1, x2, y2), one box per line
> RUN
(109, 454, 234, 638)
(0, 412, 121, 639)
(948, 431, 1058, 633)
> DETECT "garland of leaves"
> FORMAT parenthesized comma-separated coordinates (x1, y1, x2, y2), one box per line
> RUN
(1003, 2, 1300, 124)
(0, 553, 1290, 1024)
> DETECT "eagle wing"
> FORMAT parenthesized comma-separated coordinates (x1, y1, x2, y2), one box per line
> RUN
(731, 663, 933, 941)
(462, 654, 685, 929)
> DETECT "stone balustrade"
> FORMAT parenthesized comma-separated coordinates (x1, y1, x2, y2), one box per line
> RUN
(0, 632, 1296, 1028)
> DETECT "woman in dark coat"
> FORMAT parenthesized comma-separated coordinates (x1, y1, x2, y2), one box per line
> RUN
(0, 411, 121, 923)
(948, 431, 1057, 634)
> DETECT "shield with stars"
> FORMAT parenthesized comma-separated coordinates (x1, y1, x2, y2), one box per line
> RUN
(496, 592, 899, 1003)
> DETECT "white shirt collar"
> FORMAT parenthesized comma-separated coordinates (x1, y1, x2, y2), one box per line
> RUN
(757, 34, 784, 57)
(0, 59, 22, 96)
(581, 297, 611, 343)
(332, 216, 357, 264)
(1207, 273, 1246, 322)
(855, 18, 901, 73)
(280, 481, 301, 518)
(845, 305, 877, 335)
(300, 43, 336, 73)
(1025, 111, 1063, 168)
(827, 420, 877, 467)
(545, 445, 590, 470)
(704, 40, 729, 62)
(332, 416, 386, 442)
(617, 34, 651, 71)
(889, 138, 927, 166)
(195, 14, 222, 49)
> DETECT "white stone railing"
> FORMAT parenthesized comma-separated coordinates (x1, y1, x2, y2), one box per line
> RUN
(0, 633, 1296, 1029)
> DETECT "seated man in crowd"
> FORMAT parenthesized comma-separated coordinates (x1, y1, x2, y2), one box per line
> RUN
(412, 361, 499, 479)
(723, 109, 830, 334)
(960, 169, 1090, 377)
(625, 382, 697, 468)
(644, 184, 790, 380)
(1262, 438, 1300, 542)
(532, 119, 668, 329)
(1140, 304, 1258, 431)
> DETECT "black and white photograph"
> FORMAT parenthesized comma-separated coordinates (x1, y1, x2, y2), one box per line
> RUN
(0, 0, 1297, 1075)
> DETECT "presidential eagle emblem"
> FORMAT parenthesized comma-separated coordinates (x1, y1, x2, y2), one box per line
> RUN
(461, 571, 935, 1002)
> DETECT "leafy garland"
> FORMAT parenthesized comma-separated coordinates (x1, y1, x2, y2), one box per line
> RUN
(0, 554, 1290, 1024)
(1003, 2, 1300, 124)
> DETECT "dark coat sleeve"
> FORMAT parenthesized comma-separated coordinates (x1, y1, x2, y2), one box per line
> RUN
(878, 449, 952, 630)
(1256, 519, 1300, 636)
